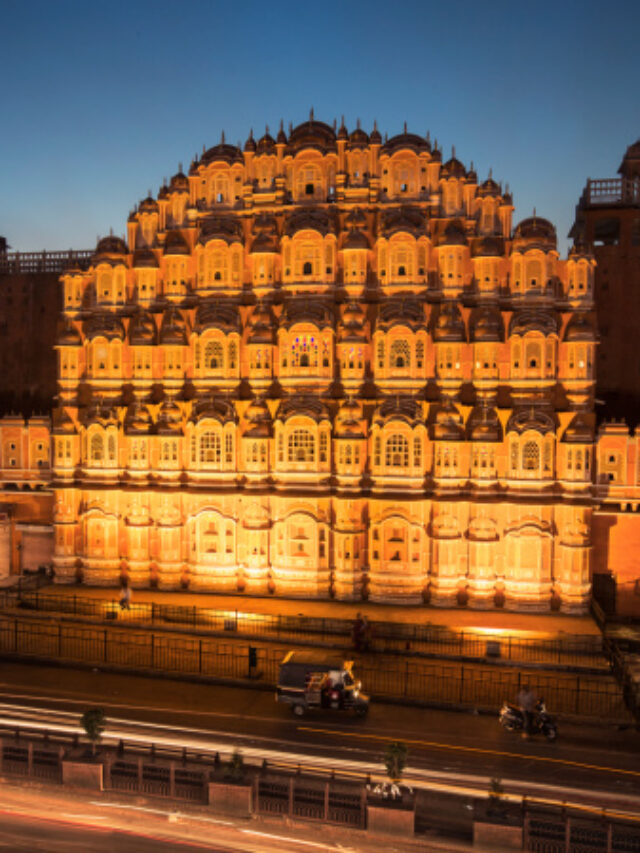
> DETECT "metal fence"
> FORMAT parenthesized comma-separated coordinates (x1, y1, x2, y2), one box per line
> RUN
(0, 613, 627, 720)
(1, 587, 608, 670)
(524, 805, 640, 853)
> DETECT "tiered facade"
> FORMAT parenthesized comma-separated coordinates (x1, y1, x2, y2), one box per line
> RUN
(52, 117, 597, 612)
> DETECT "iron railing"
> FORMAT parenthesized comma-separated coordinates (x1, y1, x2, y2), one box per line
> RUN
(0, 614, 627, 720)
(0, 250, 93, 275)
(1, 587, 608, 670)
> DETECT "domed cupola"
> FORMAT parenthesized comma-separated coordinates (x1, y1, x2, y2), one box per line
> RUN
(470, 304, 503, 342)
(276, 120, 287, 145)
(478, 176, 501, 197)
(156, 395, 183, 434)
(164, 230, 190, 255)
(243, 129, 257, 153)
(430, 399, 465, 441)
(337, 117, 348, 141)
(438, 220, 468, 247)
(472, 235, 504, 258)
(513, 216, 557, 249)
(94, 235, 128, 260)
(467, 404, 502, 442)
(132, 247, 158, 268)
(244, 396, 272, 438)
(342, 228, 369, 251)
(287, 114, 337, 154)
(562, 411, 593, 443)
(256, 127, 276, 154)
(57, 319, 82, 346)
(129, 310, 156, 345)
(247, 301, 274, 344)
(506, 405, 556, 436)
(124, 398, 153, 434)
(338, 301, 366, 341)
(250, 214, 279, 254)
(139, 195, 159, 214)
(369, 121, 382, 145)
(335, 397, 364, 437)
(432, 301, 466, 342)
(83, 312, 125, 341)
(201, 136, 243, 166)
(564, 313, 596, 342)
(159, 307, 187, 345)
(169, 170, 189, 192)
(348, 122, 369, 149)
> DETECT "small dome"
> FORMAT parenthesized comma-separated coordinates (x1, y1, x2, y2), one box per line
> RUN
(562, 412, 593, 443)
(342, 228, 369, 250)
(470, 305, 503, 342)
(244, 396, 272, 437)
(57, 320, 82, 346)
(201, 142, 243, 165)
(276, 122, 287, 144)
(337, 119, 348, 140)
(467, 405, 502, 442)
(349, 126, 369, 148)
(95, 235, 127, 257)
(192, 395, 236, 424)
(513, 216, 556, 246)
(244, 130, 257, 152)
(369, 123, 382, 144)
(564, 313, 595, 342)
(478, 177, 500, 197)
(139, 196, 159, 213)
(287, 119, 337, 153)
(83, 313, 125, 341)
(506, 406, 555, 436)
(129, 310, 156, 345)
(438, 220, 467, 246)
(441, 157, 466, 179)
(257, 130, 276, 154)
(169, 171, 189, 191)
(164, 229, 190, 255)
(159, 307, 187, 344)
(382, 129, 429, 155)
(156, 397, 183, 435)
(335, 398, 364, 437)
(431, 400, 464, 441)
(132, 248, 159, 268)
(124, 399, 153, 434)
(432, 301, 465, 341)
(472, 235, 504, 258)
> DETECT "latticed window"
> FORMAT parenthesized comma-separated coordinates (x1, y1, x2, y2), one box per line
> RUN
(90, 433, 103, 462)
(385, 434, 409, 468)
(199, 431, 221, 465)
(374, 435, 381, 467)
(228, 340, 237, 370)
(523, 441, 540, 471)
(107, 435, 116, 462)
(510, 441, 518, 471)
(291, 335, 318, 368)
(377, 340, 385, 370)
(390, 340, 410, 369)
(288, 429, 315, 463)
(319, 432, 328, 463)
(413, 436, 422, 468)
(205, 340, 223, 369)
(225, 433, 233, 464)
(543, 441, 552, 472)
(415, 340, 424, 369)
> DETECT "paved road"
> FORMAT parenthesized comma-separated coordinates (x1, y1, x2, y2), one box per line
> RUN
(0, 661, 639, 811)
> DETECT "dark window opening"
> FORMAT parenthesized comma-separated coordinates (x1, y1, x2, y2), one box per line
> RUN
(305, 183, 314, 195)
(303, 262, 312, 276)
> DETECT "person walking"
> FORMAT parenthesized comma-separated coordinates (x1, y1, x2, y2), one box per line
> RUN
(119, 581, 132, 611)
(516, 683, 537, 739)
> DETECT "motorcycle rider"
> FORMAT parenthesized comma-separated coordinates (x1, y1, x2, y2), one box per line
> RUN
(515, 682, 537, 739)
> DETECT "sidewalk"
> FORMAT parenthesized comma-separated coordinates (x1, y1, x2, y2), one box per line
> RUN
(34, 583, 601, 640)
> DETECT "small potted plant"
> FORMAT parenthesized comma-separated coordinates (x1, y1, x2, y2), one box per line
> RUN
(366, 742, 415, 837)
(62, 708, 107, 791)
(473, 776, 523, 850)
(209, 749, 253, 817)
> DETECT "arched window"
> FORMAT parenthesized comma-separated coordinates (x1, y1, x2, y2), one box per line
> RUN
(287, 429, 315, 463)
(415, 340, 424, 369)
(225, 432, 233, 464)
(199, 431, 221, 465)
(413, 436, 422, 468)
(522, 440, 540, 472)
(390, 340, 410, 369)
(385, 434, 409, 468)
(527, 259, 542, 288)
(374, 435, 381, 467)
(107, 435, 116, 462)
(90, 433, 103, 462)
(376, 340, 385, 370)
(291, 335, 318, 368)
(205, 340, 223, 369)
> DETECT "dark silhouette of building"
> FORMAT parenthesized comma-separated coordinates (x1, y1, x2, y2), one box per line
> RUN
(571, 140, 640, 423)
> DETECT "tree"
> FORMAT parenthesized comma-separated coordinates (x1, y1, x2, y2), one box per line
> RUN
(224, 748, 245, 782)
(384, 741, 408, 783)
(81, 708, 106, 757)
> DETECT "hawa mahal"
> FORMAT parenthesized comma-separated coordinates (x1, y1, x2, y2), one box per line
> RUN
(48, 116, 599, 612)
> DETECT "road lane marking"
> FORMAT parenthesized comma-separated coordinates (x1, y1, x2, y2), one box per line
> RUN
(240, 829, 341, 849)
(299, 725, 640, 779)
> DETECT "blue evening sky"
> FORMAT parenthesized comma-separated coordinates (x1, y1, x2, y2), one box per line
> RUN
(1, 0, 638, 255)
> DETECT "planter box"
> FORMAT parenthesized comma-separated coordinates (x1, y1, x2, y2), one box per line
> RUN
(208, 780, 253, 817)
(62, 759, 104, 791)
(473, 820, 523, 850)
(367, 801, 415, 838)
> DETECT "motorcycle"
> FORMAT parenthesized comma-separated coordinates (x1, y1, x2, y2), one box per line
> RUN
(499, 699, 558, 741)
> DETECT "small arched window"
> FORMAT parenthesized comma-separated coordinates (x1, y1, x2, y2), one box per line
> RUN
(90, 433, 103, 462)
(288, 429, 315, 463)
(390, 340, 410, 369)
(199, 431, 221, 465)
(303, 261, 312, 276)
(205, 340, 224, 370)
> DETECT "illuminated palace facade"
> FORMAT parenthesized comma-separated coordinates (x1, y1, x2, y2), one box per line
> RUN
(52, 118, 597, 613)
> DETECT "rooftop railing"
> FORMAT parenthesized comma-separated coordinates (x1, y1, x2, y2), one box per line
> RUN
(0, 250, 93, 275)
(585, 177, 640, 206)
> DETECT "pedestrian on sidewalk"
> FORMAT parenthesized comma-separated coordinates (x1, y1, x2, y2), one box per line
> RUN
(119, 581, 132, 611)
(352, 612, 364, 651)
